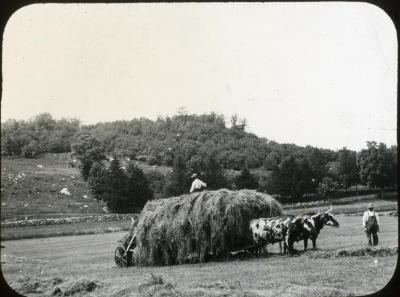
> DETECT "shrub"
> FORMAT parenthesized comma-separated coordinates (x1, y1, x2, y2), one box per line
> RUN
(21, 140, 42, 158)
(234, 166, 258, 190)
(88, 158, 153, 213)
(71, 134, 106, 181)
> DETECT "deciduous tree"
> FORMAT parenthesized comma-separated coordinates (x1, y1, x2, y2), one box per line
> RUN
(357, 142, 395, 198)
(337, 147, 359, 192)
(235, 165, 258, 190)
(71, 134, 106, 181)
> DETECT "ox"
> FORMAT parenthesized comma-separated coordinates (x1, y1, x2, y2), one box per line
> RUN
(302, 205, 340, 250)
(249, 215, 295, 256)
(285, 215, 317, 255)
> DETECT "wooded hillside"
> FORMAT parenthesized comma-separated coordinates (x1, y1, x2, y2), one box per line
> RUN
(1, 112, 397, 205)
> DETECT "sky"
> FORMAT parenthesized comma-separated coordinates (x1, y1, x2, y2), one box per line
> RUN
(1, 2, 397, 151)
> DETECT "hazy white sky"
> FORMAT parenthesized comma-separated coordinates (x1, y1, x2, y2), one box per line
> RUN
(2, 3, 397, 151)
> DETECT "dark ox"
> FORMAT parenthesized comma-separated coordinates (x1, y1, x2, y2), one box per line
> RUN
(302, 206, 340, 250)
(285, 215, 317, 255)
(249, 215, 294, 256)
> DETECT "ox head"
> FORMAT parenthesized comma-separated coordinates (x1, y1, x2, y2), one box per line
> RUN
(249, 219, 266, 236)
(322, 205, 339, 227)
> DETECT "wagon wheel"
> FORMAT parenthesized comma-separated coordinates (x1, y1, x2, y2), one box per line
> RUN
(115, 246, 128, 267)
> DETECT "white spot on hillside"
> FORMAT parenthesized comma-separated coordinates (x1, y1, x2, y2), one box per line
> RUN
(59, 188, 71, 196)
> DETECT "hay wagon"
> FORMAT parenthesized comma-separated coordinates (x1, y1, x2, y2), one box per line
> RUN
(114, 216, 139, 267)
(114, 232, 136, 267)
(122, 189, 283, 266)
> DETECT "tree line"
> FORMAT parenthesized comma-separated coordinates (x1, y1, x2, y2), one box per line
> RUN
(1, 111, 267, 169)
(1, 112, 397, 212)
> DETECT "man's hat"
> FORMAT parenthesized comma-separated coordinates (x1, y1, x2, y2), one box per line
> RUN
(191, 173, 197, 178)
(368, 203, 375, 208)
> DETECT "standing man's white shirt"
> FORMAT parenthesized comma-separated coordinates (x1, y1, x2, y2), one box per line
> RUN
(190, 178, 207, 193)
(362, 210, 379, 228)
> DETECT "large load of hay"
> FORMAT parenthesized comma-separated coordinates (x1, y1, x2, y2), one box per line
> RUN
(133, 189, 283, 266)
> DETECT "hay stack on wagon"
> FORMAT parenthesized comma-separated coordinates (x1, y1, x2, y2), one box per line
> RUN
(133, 189, 283, 266)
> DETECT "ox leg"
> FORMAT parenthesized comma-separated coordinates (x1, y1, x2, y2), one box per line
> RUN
(289, 242, 295, 256)
(284, 238, 289, 254)
(283, 238, 288, 254)
(287, 236, 296, 256)
(304, 236, 308, 251)
(258, 243, 267, 257)
(256, 243, 260, 257)
(312, 238, 317, 250)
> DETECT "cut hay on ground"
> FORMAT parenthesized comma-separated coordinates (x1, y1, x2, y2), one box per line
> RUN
(134, 189, 283, 266)
(306, 246, 398, 259)
(11, 276, 101, 297)
(137, 274, 263, 297)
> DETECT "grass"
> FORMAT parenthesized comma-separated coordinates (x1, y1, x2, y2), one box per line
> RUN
(287, 198, 397, 216)
(1, 154, 107, 221)
(1, 215, 397, 297)
(282, 191, 397, 210)
(1, 197, 396, 241)
(1, 219, 132, 241)
(1, 153, 396, 220)
(0, 154, 171, 221)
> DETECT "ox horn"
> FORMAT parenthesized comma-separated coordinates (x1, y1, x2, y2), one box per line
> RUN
(326, 205, 332, 213)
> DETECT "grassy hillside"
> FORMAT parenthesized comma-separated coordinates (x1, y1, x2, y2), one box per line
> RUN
(1, 153, 395, 222)
(0, 153, 178, 221)
(1, 154, 107, 221)
(0, 153, 263, 221)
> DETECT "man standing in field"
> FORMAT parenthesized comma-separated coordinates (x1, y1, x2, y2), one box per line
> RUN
(190, 173, 207, 193)
(362, 203, 380, 246)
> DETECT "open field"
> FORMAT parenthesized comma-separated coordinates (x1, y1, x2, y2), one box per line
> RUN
(1, 155, 398, 295)
(1, 154, 106, 220)
(0, 218, 132, 241)
(0, 154, 170, 221)
(2, 153, 395, 221)
(1, 198, 397, 241)
(1, 215, 398, 297)
(288, 198, 397, 216)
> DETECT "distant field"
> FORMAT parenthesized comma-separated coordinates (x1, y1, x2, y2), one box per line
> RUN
(288, 198, 397, 216)
(1, 215, 397, 297)
(2, 153, 396, 221)
(0, 154, 170, 221)
(1, 219, 132, 241)
(1, 197, 396, 241)
(1, 154, 106, 220)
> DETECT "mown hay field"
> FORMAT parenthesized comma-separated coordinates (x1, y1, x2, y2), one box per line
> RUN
(0, 218, 132, 241)
(1, 214, 397, 297)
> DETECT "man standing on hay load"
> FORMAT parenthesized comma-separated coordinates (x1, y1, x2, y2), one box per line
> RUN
(190, 173, 207, 193)
(362, 203, 380, 246)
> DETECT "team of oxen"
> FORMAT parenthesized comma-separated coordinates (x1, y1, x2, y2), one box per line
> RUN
(249, 206, 340, 256)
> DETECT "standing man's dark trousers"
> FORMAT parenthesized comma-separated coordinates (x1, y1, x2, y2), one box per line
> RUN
(365, 224, 379, 246)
